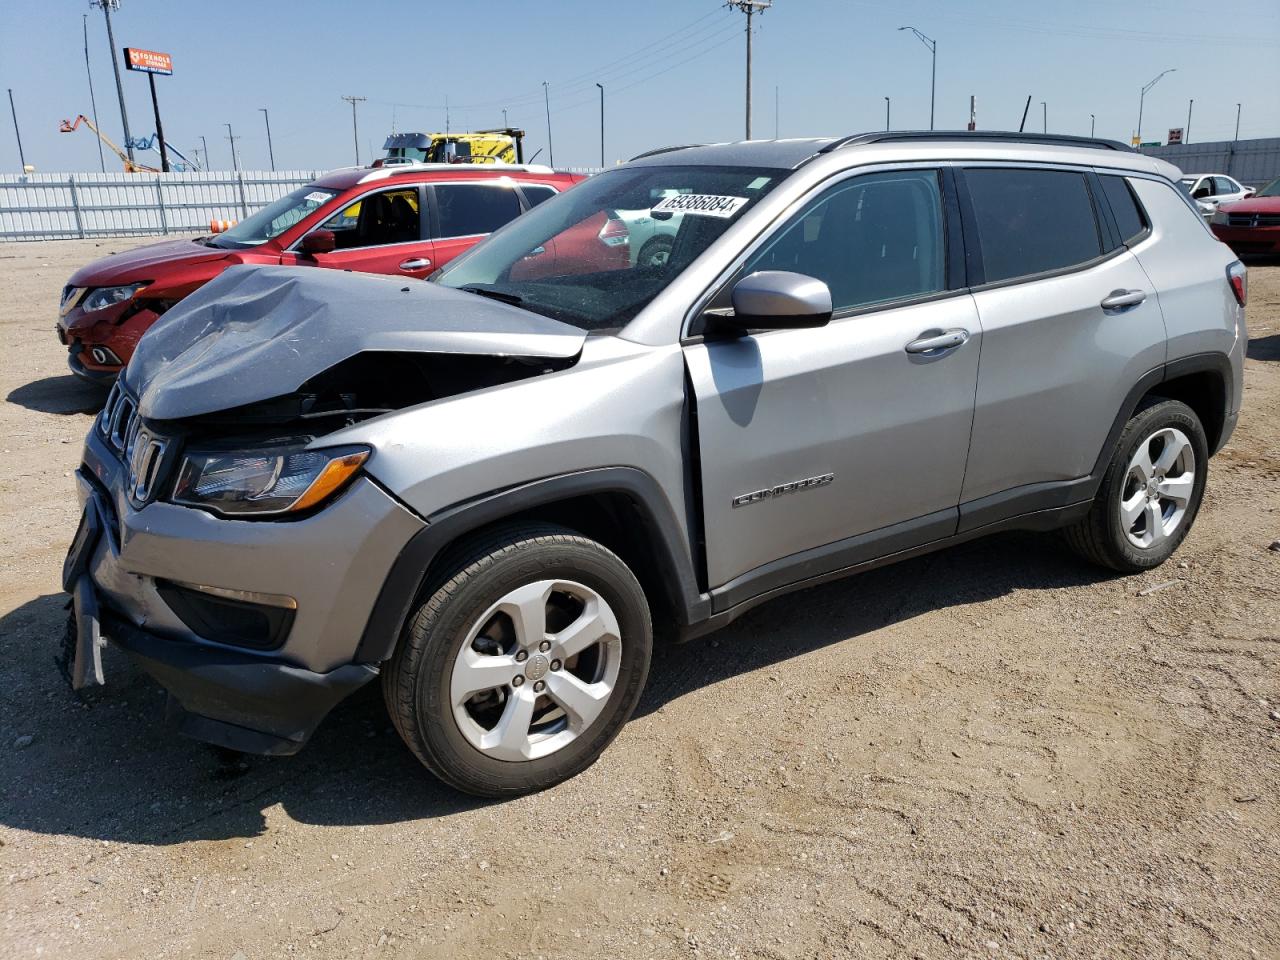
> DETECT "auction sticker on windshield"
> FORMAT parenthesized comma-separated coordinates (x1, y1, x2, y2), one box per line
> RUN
(652, 194, 749, 218)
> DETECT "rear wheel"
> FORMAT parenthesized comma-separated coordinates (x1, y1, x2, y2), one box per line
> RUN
(637, 235, 673, 268)
(382, 524, 652, 797)
(1065, 399, 1208, 572)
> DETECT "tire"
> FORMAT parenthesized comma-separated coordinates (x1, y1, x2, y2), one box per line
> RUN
(382, 523, 652, 797)
(1065, 399, 1209, 573)
(636, 235, 673, 268)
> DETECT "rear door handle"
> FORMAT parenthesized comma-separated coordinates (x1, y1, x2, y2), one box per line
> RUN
(399, 258, 432, 271)
(905, 328, 970, 355)
(1101, 288, 1146, 310)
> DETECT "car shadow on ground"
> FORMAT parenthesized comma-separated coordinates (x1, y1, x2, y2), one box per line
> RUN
(0, 531, 1103, 847)
(6, 374, 106, 414)
(1248, 333, 1280, 361)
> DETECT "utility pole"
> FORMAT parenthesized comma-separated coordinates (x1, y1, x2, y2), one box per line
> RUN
(898, 26, 937, 130)
(1136, 68, 1175, 144)
(542, 81, 554, 166)
(259, 108, 276, 170)
(728, 1, 771, 140)
(1018, 95, 1031, 132)
(200, 135, 209, 171)
(341, 95, 366, 165)
(224, 122, 240, 172)
(1041, 101, 1047, 133)
(7, 89, 27, 172)
(884, 96, 890, 131)
(595, 83, 605, 167)
(82, 14, 106, 172)
(1234, 102, 1241, 141)
(91, 0, 134, 162)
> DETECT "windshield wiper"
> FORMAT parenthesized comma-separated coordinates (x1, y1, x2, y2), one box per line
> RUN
(460, 285, 523, 306)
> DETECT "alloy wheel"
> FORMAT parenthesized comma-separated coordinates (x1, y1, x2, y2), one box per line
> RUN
(1118, 426, 1196, 549)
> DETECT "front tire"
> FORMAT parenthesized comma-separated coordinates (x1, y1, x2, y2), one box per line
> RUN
(1065, 399, 1208, 572)
(382, 523, 652, 797)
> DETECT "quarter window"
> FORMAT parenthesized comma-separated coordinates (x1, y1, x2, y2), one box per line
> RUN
(435, 184, 521, 238)
(744, 170, 946, 312)
(964, 168, 1102, 283)
(520, 185, 558, 208)
(1099, 175, 1148, 247)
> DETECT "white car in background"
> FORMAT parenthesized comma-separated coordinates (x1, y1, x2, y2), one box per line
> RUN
(1181, 174, 1255, 216)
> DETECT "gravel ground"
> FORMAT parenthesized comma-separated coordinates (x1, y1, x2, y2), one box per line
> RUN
(1, 239, 1279, 960)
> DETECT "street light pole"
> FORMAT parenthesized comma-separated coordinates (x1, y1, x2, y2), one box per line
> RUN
(200, 135, 208, 171)
(1136, 68, 1175, 144)
(595, 83, 604, 167)
(7, 89, 27, 172)
(1041, 101, 1047, 133)
(898, 26, 936, 130)
(1234, 102, 1241, 141)
(91, 0, 134, 163)
(259, 108, 275, 171)
(82, 14, 106, 172)
(884, 96, 890, 131)
(224, 122, 240, 172)
(1185, 99, 1193, 145)
(1090, 113, 1096, 137)
(542, 81, 554, 167)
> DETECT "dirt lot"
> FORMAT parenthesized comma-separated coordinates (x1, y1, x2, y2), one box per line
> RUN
(1, 238, 1278, 960)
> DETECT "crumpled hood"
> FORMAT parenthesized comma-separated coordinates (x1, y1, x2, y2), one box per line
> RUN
(67, 237, 231, 287)
(126, 264, 587, 421)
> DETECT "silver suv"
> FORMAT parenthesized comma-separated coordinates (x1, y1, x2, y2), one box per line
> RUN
(65, 132, 1247, 796)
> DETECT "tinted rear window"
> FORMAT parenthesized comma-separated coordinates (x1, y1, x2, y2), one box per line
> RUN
(965, 168, 1103, 283)
(434, 184, 521, 238)
(1099, 175, 1147, 246)
(521, 185, 558, 208)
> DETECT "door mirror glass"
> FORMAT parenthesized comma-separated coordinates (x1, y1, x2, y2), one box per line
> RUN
(299, 229, 336, 255)
(723, 271, 832, 330)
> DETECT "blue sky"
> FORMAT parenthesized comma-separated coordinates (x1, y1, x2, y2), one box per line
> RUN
(2, 0, 1278, 173)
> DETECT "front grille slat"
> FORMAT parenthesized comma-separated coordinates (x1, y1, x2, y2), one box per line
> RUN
(94, 387, 170, 507)
(1227, 213, 1280, 228)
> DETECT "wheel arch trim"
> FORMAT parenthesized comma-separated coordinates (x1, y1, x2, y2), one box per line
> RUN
(354, 467, 707, 664)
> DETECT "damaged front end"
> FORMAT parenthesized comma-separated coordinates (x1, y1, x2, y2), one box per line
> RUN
(64, 264, 586, 754)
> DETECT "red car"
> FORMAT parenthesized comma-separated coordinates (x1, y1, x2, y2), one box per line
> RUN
(1210, 177, 1280, 257)
(56, 164, 584, 384)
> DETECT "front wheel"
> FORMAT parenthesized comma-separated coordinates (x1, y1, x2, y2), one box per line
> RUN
(1065, 399, 1208, 572)
(382, 524, 652, 797)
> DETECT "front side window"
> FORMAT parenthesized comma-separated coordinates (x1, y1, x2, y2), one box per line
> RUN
(435, 184, 521, 238)
(318, 188, 419, 249)
(965, 168, 1102, 283)
(743, 170, 945, 313)
(209, 186, 336, 249)
(433, 165, 782, 331)
(1099, 175, 1148, 246)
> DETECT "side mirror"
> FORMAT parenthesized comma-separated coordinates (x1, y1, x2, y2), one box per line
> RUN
(299, 229, 336, 256)
(722, 271, 833, 331)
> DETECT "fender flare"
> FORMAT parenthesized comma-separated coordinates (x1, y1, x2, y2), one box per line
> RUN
(354, 467, 708, 663)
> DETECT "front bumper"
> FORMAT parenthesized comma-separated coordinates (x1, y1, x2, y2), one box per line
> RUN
(67, 423, 425, 753)
(66, 346, 121, 386)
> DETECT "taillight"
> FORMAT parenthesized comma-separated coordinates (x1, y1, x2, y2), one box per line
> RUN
(1227, 261, 1247, 307)
(598, 212, 629, 247)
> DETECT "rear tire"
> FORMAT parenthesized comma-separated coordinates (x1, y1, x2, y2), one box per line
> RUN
(1065, 399, 1208, 572)
(382, 523, 652, 797)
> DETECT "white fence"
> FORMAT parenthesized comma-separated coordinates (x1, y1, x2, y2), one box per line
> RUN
(0, 170, 321, 242)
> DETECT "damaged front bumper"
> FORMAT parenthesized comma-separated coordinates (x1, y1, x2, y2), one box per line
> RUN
(64, 425, 424, 754)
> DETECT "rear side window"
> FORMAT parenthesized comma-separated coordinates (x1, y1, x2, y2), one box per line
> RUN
(520, 185, 558, 208)
(434, 184, 521, 238)
(965, 168, 1103, 283)
(1099, 175, 1148, 246)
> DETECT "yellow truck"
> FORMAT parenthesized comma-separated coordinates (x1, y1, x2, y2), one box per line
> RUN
(381, 128, 526, 165)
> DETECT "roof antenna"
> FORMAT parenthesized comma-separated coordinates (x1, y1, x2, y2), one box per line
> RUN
(1018, 95, 1031, 133)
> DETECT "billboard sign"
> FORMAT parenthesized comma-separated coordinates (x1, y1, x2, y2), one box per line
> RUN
(123, 48, 173, 75)
(1167, 127, 1184, 145)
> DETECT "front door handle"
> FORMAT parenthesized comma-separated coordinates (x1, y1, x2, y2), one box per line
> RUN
(399, 258, 432, 271)
(1101, 288, 1146, 310)
(905, 328, 970, 355)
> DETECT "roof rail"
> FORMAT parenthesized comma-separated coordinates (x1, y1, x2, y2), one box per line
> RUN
(817, 130, 1136, 155)
(629, 144, 706, 161)
(356, 161, 556, 184)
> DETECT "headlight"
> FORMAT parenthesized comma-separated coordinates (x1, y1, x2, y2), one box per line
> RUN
(1210, 208, 1229, 225)
(172, 444, 370, 517)
(81, 283, 145, 313)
